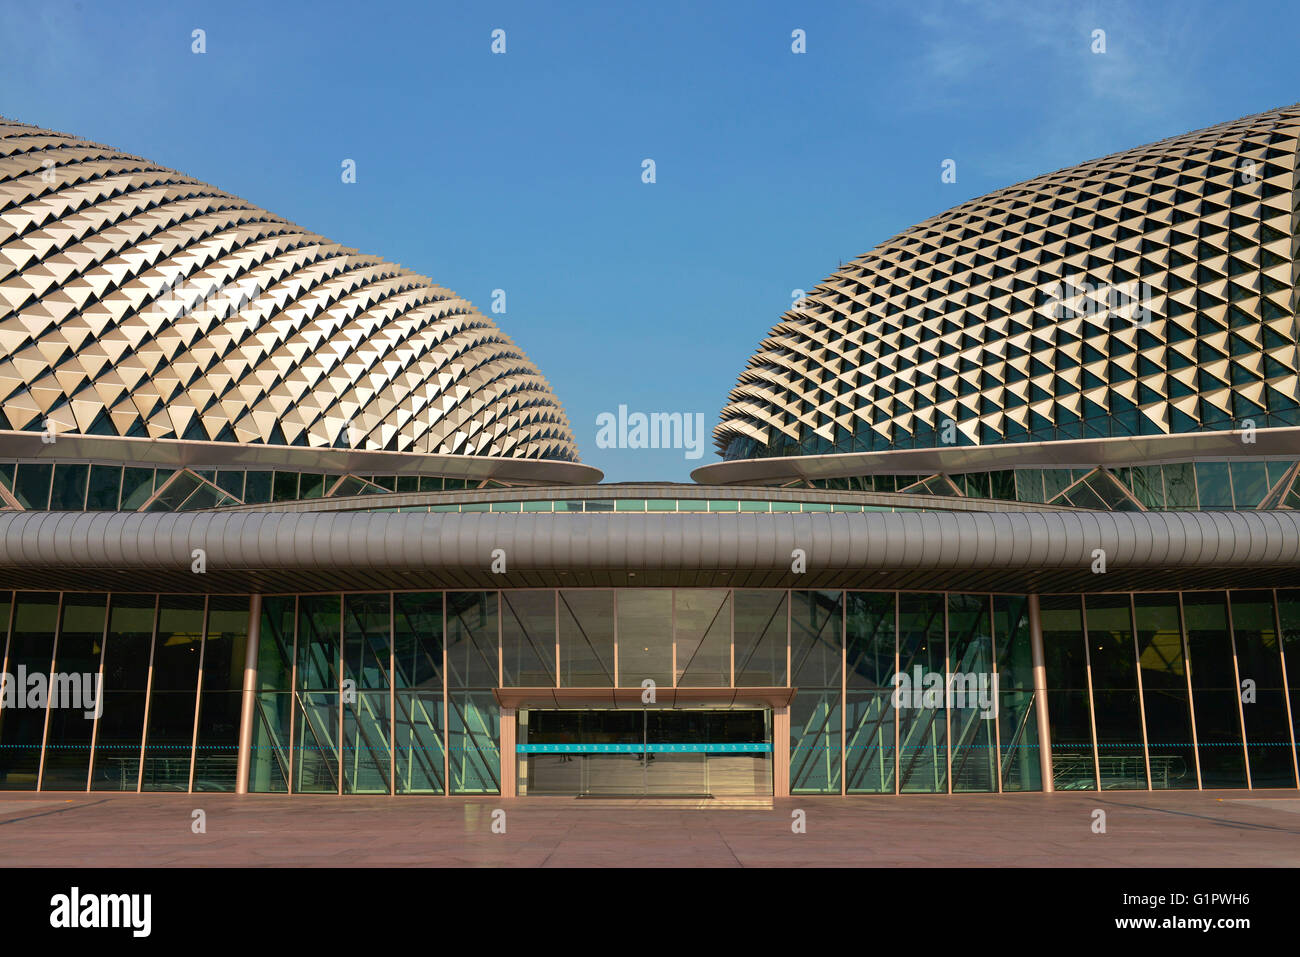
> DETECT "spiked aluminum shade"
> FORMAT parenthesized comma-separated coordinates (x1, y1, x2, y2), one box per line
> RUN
(0, 117, 579, 461)
(715, 105, 1300, 461)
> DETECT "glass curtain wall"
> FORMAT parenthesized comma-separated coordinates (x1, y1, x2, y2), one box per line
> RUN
(1, 588, 1298, 794)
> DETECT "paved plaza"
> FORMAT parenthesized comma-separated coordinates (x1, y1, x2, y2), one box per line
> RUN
(1, 790, 1298, 867)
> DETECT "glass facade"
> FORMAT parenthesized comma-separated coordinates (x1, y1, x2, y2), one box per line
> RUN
(1, 587, 1298, 795)
(0, 463, 507, 512)
(809, 460, 1300, 510)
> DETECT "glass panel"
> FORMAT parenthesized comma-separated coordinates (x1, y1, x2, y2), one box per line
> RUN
(119, 468, 154, 510)
(449, 690, 499, 794)
(343, 692, 391, 794)
(394, 692, 444, 794)
(12, 463, 51, 509)
(297, 595, 341, 691)
(616, 589, 672, 689)
(674, 589, 730, 686)
(193, 596, 249, 792)
(1183, 592, 1248, 788)
(0, 593, 58, 789)
(1194, 462, 1233, 509)
(294, 691, 339, 793)
(40, 594, 107, 790)
(344, 593, 391, 690)
(558, 590, 614, 686)
(393, 592, 442, 691)
(49, 463, 88, 510)
(948, 594, 996, 793)
(1229, 462, 1269, 509)
(446, 592, 498, 689)
(1084, 594, 1146, 789)
(791, 591, 842, 688)
(501, 591, 556, 687)
(141, 596, 205, 791)
(1040, 595, 1096, 790)
(248, 692, 290, 792)
(1229, 591, 1295, 788)
(257, 596, 295, 693)
(790, 690, 841, 794)
(993, 596, 1041, 791)
(1162, 464, 1197, 508)
(86, 464, 123, 510)
(845, 691, 894, 793)
(243, 471, 273, 504)
(846, 592, 894, 689)
(1133, 593, 1198, 789)
(91, 595, 154, 791)
(734, 590, 787, 686)
(898, 592, 947, 793)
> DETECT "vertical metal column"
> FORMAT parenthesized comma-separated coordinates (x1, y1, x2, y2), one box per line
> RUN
(235, 594, 262, 795)
(1028, 594, 1053, 793)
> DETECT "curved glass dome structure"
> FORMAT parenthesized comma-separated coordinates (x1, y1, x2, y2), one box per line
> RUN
(714, 105, 1300, 463)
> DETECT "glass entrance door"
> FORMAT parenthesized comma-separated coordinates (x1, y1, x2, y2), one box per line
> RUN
(518, 709, 772, 797)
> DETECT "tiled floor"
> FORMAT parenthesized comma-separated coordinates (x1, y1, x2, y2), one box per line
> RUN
(1, 790, 1298, 866)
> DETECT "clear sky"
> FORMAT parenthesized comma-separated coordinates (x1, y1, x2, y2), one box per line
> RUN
(3, 0, 1298, 481)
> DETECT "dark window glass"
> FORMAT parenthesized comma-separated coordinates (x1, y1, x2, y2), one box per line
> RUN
(86, 465, 123, 509)
(141, 596, 205, 791)
(948, 594, 996, 792)
(48, 464, 88, 510)
(119, 467, 154, 510)
(1183, 592, 1247, 788)
(447, 592, 499, 689)
(91, 595, 155, 791)
(791, 591, 842, 688)
(898, 592, 946, 793)
(1229, 591, 1295, 788)
(1040, 595, 1095, 789)
(272, 471, 298, 502)
(846, 592, 894, 689)
(40, 594, 107, 791)
(1133, 594, 1197, 789)
(297, 595, 341, 690)
(257, 596, 295, 693)
(194, 596, 249, 792)
(0, 593, 58, 789)
(344, 593, 390, 690)
(993, 595, 1041, 791)
(248, 691, 290, 792)
(12, 464, 51, 510)
(243, 471, 273, 504)
(1229, 462, 1269, 509)
(1084, 595, 1146, 789)
(393, 592, 442, 691)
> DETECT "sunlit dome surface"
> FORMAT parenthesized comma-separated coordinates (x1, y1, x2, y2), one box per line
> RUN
(0, 117, 579, 461)
(717, 105, 1300, 461)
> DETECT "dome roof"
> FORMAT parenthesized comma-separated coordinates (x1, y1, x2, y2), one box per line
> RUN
(717, 105, 1300, 461)
(0, 117, 579, 461)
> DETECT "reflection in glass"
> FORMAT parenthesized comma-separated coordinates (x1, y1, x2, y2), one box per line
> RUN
(1133, 594, 1197, 789)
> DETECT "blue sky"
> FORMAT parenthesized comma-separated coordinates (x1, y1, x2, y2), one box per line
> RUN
(3, 0, 1298, 481)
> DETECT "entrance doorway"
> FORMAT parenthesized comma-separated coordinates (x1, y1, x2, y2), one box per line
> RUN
(517, 709, 772, 797)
